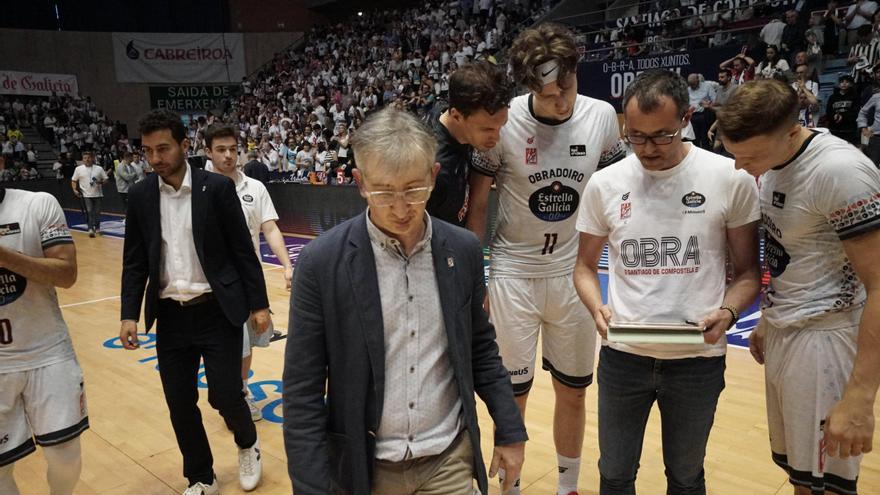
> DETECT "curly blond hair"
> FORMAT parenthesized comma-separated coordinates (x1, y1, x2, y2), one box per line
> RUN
(508, 23, 579, 92)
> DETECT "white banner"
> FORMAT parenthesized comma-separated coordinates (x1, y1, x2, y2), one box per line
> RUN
(0, 70, 79, 97)
(112, 32, 246, 83)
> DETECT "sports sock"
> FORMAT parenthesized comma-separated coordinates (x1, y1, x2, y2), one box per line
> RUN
(557, 454, 581, 495)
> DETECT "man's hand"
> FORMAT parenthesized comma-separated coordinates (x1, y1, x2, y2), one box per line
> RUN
(120, 320, 140, 350)
(72, 190, 81, 198)
(825, 392, 876, 458)
(863, 128, 873, 138)
(699, 308, 733, 345)
(489, 442, 525, 494)
(251, 308, 271, 334)
(283, 265, 293, 291)
(593, 305, 613, 339)
(749, 318, 766, 364)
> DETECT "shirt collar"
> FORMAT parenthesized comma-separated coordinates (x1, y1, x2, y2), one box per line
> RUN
(234, 170, 248, 191)
(158, 163, 192, 193)
(365, 207, 433, 257)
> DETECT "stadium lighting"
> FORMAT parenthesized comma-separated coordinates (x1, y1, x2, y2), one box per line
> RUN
(358, 11, 363, 16)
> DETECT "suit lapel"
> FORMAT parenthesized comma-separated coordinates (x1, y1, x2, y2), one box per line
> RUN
(146, 174, 161, 250)
(190, 167, 207, 257)
(345, 213, 386, 422)
(431, 224, 465, 377)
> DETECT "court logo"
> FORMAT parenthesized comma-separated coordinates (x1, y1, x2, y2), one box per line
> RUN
(772, 191, 786, 208)
(525, 147, 538, 165)
(569, 144, 586, 157)
(0, 268, 26, 306)
(681, 191, 706, 208)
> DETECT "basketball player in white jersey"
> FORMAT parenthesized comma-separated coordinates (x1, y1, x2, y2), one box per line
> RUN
(720, 79, 880, 495)
(204, 123, 292, 422)
(0, 186, 87, 495)
(467, 23, 624, 495)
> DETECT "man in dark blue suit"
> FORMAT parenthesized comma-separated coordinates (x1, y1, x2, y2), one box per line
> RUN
(283, 107, 527, 495)
(119, 110, 270, 495)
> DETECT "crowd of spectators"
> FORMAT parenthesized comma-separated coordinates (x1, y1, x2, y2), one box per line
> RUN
(199, 0, 552, 184)
(0, 94, 135, 183)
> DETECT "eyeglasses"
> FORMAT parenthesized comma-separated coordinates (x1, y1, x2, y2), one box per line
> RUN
(364, 186, 433, 207)
(623, 127, 682, 146)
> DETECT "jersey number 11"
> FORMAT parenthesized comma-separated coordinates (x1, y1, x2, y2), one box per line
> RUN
(542, 233, 558, 255)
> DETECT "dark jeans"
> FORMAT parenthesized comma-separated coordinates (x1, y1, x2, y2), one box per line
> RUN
(83, 196, 102, 231)
(597, 346, 726, 495)
(156, 297, 256, 486)
(119, 192, 128, 212)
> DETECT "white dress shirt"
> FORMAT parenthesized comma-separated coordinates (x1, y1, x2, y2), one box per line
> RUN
(158, 164, 211, 301)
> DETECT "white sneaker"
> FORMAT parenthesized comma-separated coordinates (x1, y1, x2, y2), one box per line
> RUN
(245, 393, 262, 422)
(238, 438, 262, 491)
(182, 477, 219, 495)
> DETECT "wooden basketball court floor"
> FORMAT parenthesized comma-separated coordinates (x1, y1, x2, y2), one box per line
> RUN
(14, 228, 880, 494)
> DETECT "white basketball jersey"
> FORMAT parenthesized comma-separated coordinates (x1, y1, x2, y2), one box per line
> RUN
(758, 131, 880, 328)
(472, 93, 622, 278)
(0, 189, 76, 373)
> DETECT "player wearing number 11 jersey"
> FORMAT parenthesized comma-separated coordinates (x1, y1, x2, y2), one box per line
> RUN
(466, 23, 624, 495)
(0, 186, 86, 495)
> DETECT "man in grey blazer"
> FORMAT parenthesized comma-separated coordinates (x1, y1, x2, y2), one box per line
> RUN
(283, 107, 527, 495)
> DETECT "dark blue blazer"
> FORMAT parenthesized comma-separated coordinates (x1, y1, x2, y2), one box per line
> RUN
(120, 167, 269, 329)
(283, 212, 527, 495)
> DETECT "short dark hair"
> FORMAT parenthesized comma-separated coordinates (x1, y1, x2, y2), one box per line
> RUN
(719, 68, 732, 77)
(204, 124, 238, 149)
(138, 109, 187, 143)
(622, 69, 690, 118)
(448, 62, 514, 117)
(717, 79, 798, 143)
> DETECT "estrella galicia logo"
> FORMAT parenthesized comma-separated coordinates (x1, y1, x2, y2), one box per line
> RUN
(0, 223, 21, 236)
(242, 194, 254, 203)
(569, 144, 586, 157)
(681, 191, 706, 208)
(622, 192, 630, 201)
(772, 191, 786, 208)
(528, 181, 579, 222)
(126, 40, 140, 60)
(0, 268, 26, 306)
(764, 232, 790, 277)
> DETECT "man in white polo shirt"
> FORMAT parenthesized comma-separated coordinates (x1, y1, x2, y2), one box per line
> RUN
(204, 123, 292, 421)
(573, 70, 762, 494)
(70, 150, 107, 237)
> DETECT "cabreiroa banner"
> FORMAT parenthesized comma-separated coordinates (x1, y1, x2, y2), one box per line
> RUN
(112, 32, 246, 83)
(0, 70, 78, 97)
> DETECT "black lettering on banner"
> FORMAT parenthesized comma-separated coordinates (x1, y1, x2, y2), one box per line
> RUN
(0, 319, 12, 345)
(542, 233, 558, 255)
